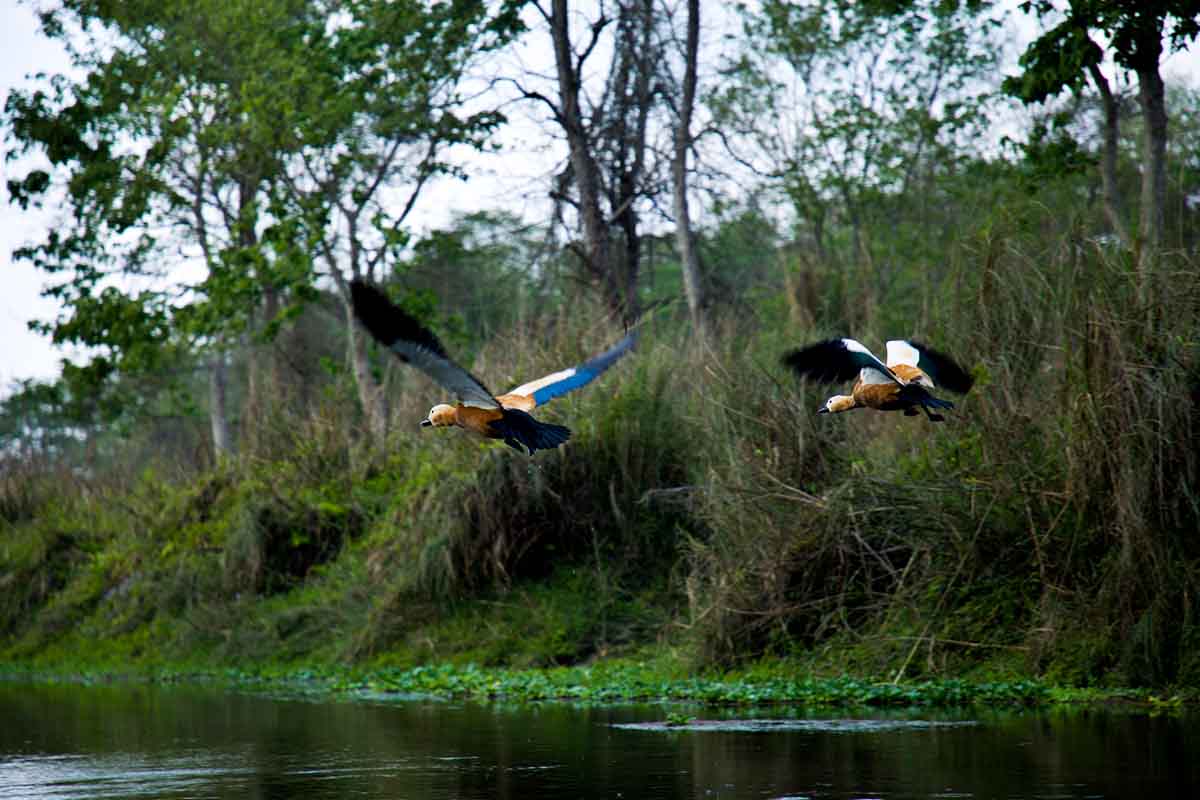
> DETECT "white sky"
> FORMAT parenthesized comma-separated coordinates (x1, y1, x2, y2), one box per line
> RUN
(0, 1, 1196, 393)
(1, 2, 71, 387)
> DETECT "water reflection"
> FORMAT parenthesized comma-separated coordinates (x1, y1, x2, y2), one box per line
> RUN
(2, 752, 252, 799)
(0, 680, 1196, 799)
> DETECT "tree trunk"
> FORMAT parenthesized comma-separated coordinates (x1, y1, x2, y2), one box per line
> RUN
(209, 351, 234, 459)
(606, 0, 654, 324)
(1087, 63, 1131, 249)
(671, 0, 706, 342)
(236, 176, 280, 452)
(1136, 60, 1167, 308)
(242, 283, 279, 453)
(549, 0, 616, 316)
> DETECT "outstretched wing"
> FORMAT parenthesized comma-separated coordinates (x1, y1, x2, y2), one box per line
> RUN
(782, 338, 904, 386)
(498, 329, 639, 411)
(884, 340, 921, 368)
(888, 339, 974, 394)
(349, 280, 499, 409)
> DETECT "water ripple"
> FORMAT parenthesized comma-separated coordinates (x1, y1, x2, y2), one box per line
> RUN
(613, 718, 981, 733)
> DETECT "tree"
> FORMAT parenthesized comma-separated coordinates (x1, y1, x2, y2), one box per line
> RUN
(500, 1, 721, 331)
(715, 0, 1000, 325)
(667, 0, 707, 342)
(401, 211, 546, 338)
(270, 0, 523, 439)
(512, 0, 666, 324)
(1004, 0, 1200, 305)
(5, 0, 324, 457)
(5, 0, 523, 450)
(0, 379, 78, 463)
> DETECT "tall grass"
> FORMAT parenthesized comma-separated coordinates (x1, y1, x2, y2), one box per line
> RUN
(677, 222, 1199, 682)
(343, 313, 701, 660)
(944, 228, 1200, 683)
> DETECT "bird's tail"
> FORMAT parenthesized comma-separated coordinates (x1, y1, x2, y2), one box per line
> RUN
(492, 408, 571, 454)
(923, 394, 954, 410)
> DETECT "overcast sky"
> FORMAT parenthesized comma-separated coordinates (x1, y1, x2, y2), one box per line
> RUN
(1, 3, 71, 388)
(1, 2, 1196, 395)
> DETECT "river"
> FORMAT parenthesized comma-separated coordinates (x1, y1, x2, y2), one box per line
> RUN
(1, 680, 1196, 798)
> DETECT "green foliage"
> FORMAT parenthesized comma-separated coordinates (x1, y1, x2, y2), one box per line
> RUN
(1007, 1, 1200, 103)
(720, 0, 1001, 268)
(1002, 18, 1101, 104)
(1016, 116, 1098, 185)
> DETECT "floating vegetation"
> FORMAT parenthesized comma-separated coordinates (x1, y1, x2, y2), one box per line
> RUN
(160, 663, 1047, 708)
(12, 660, 1183, 710)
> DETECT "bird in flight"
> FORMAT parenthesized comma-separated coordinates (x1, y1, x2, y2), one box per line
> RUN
(782, 338, 973, 422)
(350, 280, 638, 453)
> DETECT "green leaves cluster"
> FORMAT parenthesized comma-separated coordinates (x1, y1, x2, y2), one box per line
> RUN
(1005, 1, 1200, 103)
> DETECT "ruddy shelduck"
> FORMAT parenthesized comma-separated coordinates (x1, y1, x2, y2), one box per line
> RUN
(782, 338, 973, 422)
(350, 280, 638, 453)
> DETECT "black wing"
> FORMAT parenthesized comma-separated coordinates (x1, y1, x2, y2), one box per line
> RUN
(908, 340, 974, 394)
(349, 280, 499, 409)
(781, 338, 901, 385)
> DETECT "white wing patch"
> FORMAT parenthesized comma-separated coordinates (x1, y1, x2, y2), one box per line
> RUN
(860, 367, 894, 385)
(842, 338, 906, 385)
(885, 340, 920, 368)
(842, 338, 872, 355)
(507, 367, 575, 399)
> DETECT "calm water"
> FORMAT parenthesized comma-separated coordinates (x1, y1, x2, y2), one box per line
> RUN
(1, 680, 1197, 799)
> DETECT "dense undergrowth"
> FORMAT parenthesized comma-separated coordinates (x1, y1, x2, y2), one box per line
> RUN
(2, 228, 1198, 693)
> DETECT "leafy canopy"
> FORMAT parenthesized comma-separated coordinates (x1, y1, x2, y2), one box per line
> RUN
(3, 0, 523, 421)
(1004, 0, 1200, 103)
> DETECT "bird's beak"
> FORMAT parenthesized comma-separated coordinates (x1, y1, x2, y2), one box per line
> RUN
(817, 406, 829, 414)
(420, 419, 432, 427)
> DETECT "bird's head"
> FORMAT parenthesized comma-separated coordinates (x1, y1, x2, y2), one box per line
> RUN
(818, 395, 856, 415)
(422, 404, 457, 428)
